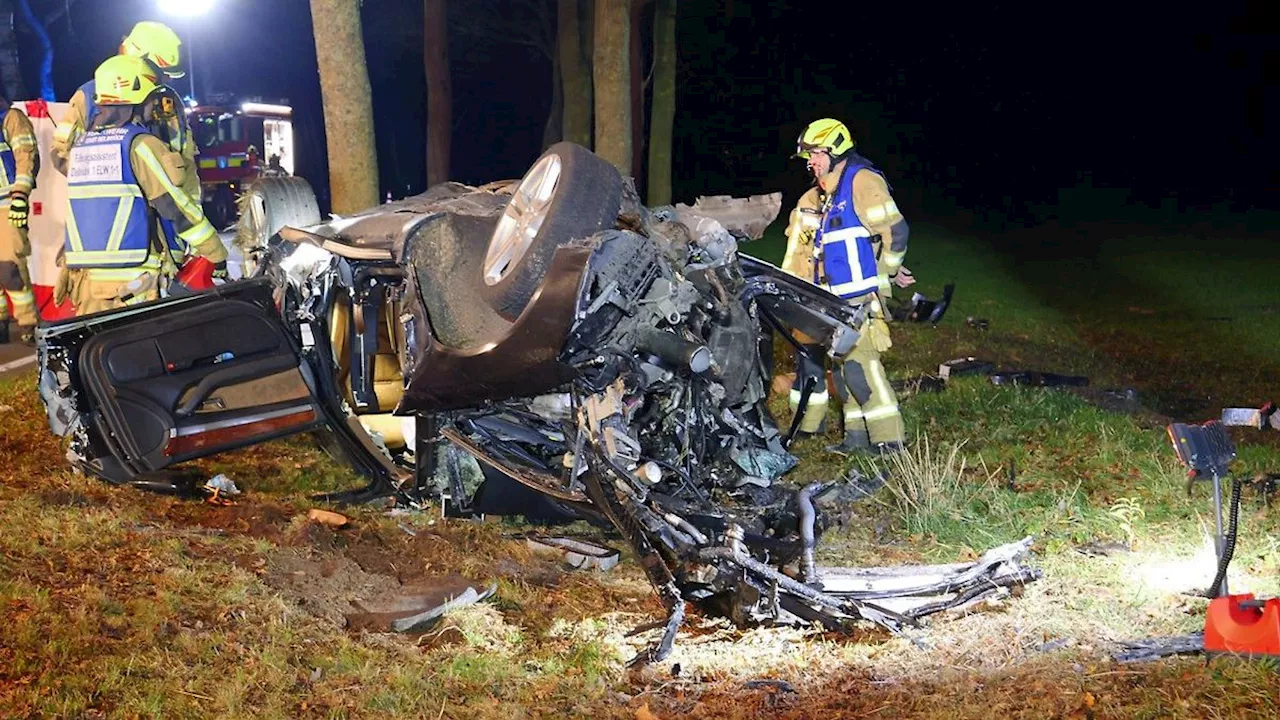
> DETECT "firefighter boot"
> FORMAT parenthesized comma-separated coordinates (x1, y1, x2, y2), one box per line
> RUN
(826, 361, 871, 453)
(789, 345, 829, 436)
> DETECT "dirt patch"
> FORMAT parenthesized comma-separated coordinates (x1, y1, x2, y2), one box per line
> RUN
(263, 550, 404, 626)
(147, 498, 297, 542)
(34, 489, 98, 507)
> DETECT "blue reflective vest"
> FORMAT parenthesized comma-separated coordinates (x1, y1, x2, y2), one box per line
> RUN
(79, 80, 98, 130)
(64, 124, 181, 269)
(815, 158, 883, 299)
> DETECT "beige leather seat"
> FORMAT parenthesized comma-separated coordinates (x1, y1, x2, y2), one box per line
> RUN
(329, 295, 409, 448)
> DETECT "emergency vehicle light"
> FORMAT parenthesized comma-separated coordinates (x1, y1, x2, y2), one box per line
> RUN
(241, 102, 292, 116)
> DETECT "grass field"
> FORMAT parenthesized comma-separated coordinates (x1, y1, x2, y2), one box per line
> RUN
(3, 217, 1280, 718)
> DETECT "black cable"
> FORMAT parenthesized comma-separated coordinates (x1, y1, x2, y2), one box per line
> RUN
(1206, 475, 1245, 599)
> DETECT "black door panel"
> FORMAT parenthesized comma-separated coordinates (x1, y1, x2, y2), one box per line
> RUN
(76, 292, 323, 474)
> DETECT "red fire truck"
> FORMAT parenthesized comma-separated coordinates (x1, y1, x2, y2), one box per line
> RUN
(189, 96, 295, 228)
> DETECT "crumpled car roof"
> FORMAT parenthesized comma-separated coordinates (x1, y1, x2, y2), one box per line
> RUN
(296, 182, 509, 261)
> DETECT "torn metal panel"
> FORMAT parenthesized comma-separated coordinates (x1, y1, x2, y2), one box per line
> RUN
(674, 193, 783, 241)
(390, 582, 498, 633)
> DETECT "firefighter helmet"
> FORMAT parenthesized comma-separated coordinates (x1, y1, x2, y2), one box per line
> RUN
(794, 118, 855, 160)
(121, 21, 185, 78)
(94, 56, 162, 107)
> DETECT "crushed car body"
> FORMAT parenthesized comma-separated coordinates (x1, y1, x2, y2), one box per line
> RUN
(35, 142, 1039, 662)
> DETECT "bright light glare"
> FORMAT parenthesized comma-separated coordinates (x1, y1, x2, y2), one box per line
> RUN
(157, 0, 214, 16)
(241, 102, 292, 116)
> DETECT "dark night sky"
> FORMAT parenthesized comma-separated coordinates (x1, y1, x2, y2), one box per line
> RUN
(26, 0, 1277, 218)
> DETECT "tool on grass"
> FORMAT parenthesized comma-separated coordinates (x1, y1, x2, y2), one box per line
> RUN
(1167, 420, 1280, 658)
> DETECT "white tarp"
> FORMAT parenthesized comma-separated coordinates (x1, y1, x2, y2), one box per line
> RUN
(15, 100, 71, 288)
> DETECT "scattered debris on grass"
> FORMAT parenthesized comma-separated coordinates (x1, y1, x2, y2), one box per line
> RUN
(202, 474, 242, 505)
(527, 534, 622, 571)
(307, 508, 350, 529)
(1222, 403, 1280, 431)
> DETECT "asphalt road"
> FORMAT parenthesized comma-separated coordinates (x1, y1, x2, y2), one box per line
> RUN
(0, 339, 36, 380)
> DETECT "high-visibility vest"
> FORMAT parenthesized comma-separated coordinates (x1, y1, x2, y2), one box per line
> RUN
(63, 124, 173, 269)
(815, 158, 883, 299)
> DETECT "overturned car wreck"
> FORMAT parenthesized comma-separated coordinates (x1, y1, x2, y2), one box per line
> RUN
(36, 143, 1038, 662)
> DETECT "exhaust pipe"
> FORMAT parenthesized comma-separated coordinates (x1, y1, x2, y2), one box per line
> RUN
(798, 482, 825, 585)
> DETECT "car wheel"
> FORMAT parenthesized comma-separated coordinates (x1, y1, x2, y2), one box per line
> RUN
(482, 142, 623, 320)
(239, 176, 321, 277)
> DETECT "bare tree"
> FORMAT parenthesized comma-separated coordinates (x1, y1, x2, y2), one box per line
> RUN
(0, 1, 27, 99)
(592, 0, 630, 173)
(424, 0, 451, 185)
(452, 0, 561, 150)
(557, 0, 592, 148)
(309, 0, 380, 213)
(646, 0, 675, 205)
(629, 0, 645, 182)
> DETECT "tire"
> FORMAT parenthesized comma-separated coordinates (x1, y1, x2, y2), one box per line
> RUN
(238, 176, 322, 276)
(481, 142, 623, 320)
(204, 185, 236, 231)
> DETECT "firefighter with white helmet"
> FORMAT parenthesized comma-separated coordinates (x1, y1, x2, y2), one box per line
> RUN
(53, 21, 200, 200)
(56, 56, 225, 316)
(0, 94, 38, 344)
(784, 118, 913, 454)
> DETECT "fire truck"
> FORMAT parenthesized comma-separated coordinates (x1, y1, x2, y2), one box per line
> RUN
(189, 95, 295, 229)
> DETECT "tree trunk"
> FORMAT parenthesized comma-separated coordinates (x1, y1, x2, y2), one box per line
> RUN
(0, 1, 28, 100)
(542, 49, 563, 150)
(309, 0, 379, 213)
(592, 0, 630, 173)
(646, 0, 675, 205)
(558, 0, 592, 148)
(424, 0, 451, 186)
(629, 0, 645, 185)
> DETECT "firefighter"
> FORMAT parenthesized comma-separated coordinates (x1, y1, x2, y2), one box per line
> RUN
(786, 118, 912, 454)
(0, 95, 38, 344)
(52, 21, 199, 200)
(56, 56, 225, 316)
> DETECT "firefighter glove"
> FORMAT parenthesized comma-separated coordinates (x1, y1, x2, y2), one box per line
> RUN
(864, 317, 893, 353)
(212, 261, 229, 281)
(8, 194, 29, 229)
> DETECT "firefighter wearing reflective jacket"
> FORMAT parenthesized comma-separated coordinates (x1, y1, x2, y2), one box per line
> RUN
(57, 56, 225, 317)
(0, 96, 38, 343)
(52, 21, 199, 200)
(787, 118, 911, 454)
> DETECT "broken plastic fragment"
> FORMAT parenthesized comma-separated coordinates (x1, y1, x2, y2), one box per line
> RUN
(730, 446, 798, 481)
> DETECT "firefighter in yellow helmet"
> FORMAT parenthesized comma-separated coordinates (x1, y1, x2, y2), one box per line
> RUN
(0, 95, 38, 344)
(783, 118, 913, 454)
(56, 56, 226, 316)
(52, 21, 200, 201)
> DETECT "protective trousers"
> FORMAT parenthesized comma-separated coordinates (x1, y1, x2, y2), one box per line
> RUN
(62, 268, 161, 317)
(789, 344, 829, 434)
(833, 325, 904, 446)
(0, 222, 36, 326)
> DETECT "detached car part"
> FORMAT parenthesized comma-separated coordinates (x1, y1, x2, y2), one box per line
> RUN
(36, 142, 1038, 662)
